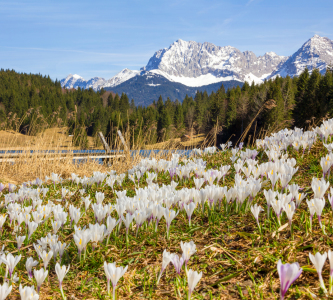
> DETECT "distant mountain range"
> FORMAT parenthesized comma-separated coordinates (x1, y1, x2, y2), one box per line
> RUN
(61, 35, 333, 106)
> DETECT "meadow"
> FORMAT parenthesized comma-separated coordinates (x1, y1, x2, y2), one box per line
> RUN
(1, 119, 333, 300)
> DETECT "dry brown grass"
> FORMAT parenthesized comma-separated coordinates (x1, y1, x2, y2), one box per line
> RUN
(0, 124, 184, 184)
(144, 134, 205, 150)
(0, 127, 103, 150)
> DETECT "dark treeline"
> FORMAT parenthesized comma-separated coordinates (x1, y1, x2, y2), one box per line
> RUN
(0, 68, 332, 148)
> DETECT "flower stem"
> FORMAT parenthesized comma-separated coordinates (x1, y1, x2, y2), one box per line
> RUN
(60, 285, 66, 300)
(113, 285, 116, 300)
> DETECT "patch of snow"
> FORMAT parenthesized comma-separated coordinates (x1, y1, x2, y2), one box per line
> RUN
(265, 52, 277, 57)
(147, 83, 161, 87)
(72, 74, 84, 80)
(149, 70, 242, 87)
(104, 69, 140, 88)
(243, 73, 263, 85)
(259, 73, 272, 80)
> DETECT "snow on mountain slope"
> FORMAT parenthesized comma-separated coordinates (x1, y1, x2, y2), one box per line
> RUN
(149, 69, 242, 87)
(60, 69, 140, 91)
(144, 39, 287, 83)
(61, 35, 333, 91)
(85, 77, 107, 90)
(270, 35, 333, 79)
(104, 68, 140, 88)
(60, 74, 86, 89)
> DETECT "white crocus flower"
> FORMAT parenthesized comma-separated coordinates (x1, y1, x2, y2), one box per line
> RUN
(0, 214, 7, 232)
(89, 223, 106, 250)
(328, 250, 333, 294)
(250, 204, 263, 229)
(271, 199, 284, 226)
(313, 198, 326, 228)
(283, 202, 296, 227)
(309, 251, 327, 294)
(82, 196, 91, 212)
(0, 253, 21, 278)
(152, 204, 165, 232)
(25, 257, 38, 280)
(181, 241, 197, 273)
(184, 202, 196, 227)
(163, 208, 179, 240)
(295, 192, 306, 208)
(0, 282, 12, 299)
(157, 250, 173, 284)
(104, 261, 128, 300)
(312, 177, 330, 199)
(95, 192, 105, 204)
(193, 178, 205, 190)
(16, 235, 26, 250)
(28, 221, 38, 239)
(55, 263, 70, 300)
(57, 242, 67, 263)
(106, 216, 120, 238)
(306, 199, 316, 231)
(320, 156, 332, 178)
(187, 269, 203, 300)
(19, 284, 39, 300)
(34, 268, 48, 294)
(120, 213, 133, 244)
(268, 170, 279, 189)
(51, 221, 61, 235)
(264, 189, 277, 218)
(279, 174, 292, 190)
(41, 250, 53, 269)
(74, 227, 91, 259)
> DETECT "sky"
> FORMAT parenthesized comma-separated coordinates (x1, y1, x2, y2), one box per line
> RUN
(0, 0, 332, 81)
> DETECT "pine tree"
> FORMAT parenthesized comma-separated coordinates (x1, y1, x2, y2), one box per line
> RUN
(265, 82, 284, 127)
(226, 89, 237, 128)
(295, 68, 310, 125)
(112, 94, 120, 111)
(130, 99, 135, 111)
(107, 93, 114, 107)
(157, 95, 164, 113)
(174, 102, 184, 130)
(119, 93, 130, 116)
(157, 107, 171, 141)
(282, 76, 295, 122)
(194, 92, 205, 131)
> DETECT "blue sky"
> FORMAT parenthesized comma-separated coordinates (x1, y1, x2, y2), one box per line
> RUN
(0, 0, 332, 81)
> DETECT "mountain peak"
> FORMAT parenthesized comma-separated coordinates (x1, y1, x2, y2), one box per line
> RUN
(72, 74, 84, 79)
(269, 35, 333, 78)
(304, 34, 332, 47)
(61, 35, 333, 93)
(265, 51, 278, 57)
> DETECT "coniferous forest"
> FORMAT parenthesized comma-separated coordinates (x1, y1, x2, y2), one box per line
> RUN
(0, 68, 332, 148)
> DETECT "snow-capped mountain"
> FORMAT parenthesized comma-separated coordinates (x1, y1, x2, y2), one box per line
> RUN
(60, 74, 86, 89)
(143, 39, 287, 85)
(61, 35, 333, 92)
(270, 34, 333, 78)
(104, 68, 140, 88)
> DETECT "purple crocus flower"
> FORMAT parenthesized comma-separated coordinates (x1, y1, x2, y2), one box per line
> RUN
(0, 182, 4, 192)
(251, 150, 258, 159)
(277, 259, 302, 300)
(239, 142, 244, 150)
(8, 183, 15, 192)
(171, 254, 184, 275)
(169, 168, 176, 181)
